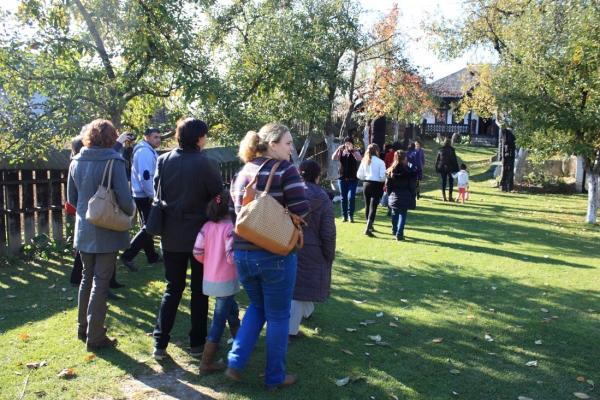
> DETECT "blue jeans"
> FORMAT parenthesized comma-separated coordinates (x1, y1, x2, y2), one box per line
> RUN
(207, 295, 240, 343)
(228, 250, 297, 387)
(440, 173, 454, 196)
(338, 179, 358, 218)
(391, 208, 408, 237)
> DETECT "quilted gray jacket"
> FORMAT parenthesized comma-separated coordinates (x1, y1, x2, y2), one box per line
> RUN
(293, 182, 336, 302)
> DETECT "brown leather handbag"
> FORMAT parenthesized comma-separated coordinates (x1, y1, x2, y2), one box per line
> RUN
(235, 160, 307, 256)
(85, 159, 133, 232)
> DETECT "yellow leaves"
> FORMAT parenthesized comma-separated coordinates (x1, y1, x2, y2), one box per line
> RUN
(84, 354, 96, 361)
(20, 333, 28, 341)
(432, 338, 444, 343)
(56, 368, 75, 378)
(577, 377, 585, 382)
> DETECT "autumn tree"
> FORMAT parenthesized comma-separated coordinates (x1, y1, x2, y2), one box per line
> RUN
(427, 0, 600, 223)
(338, 5, 435, 136)
(0, 0, 214, 162)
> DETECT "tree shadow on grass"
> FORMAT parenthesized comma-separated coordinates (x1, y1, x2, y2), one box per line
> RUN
(281, 259, 600, 399)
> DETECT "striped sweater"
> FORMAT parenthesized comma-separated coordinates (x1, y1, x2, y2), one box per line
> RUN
(229, 157, 310, 251)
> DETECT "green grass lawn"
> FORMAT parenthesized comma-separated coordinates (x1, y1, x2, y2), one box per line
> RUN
(1, 142, 599, 399)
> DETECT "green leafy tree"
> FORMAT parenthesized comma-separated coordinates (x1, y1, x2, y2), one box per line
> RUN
(0, 0, 215, 163)
(427, 0, 600, 223)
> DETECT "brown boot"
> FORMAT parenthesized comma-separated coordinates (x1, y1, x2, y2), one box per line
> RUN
(199, 341, 225, 375)
(448, 194, 454, 202)
(442, 191, 447, 202)
(230, 326, 240, 339)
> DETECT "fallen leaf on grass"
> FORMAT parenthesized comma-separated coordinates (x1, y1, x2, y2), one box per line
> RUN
(375, 341, 388, 346)
(376, 312, 384, 317)
(67, 297, 73, 301)
(518, 397, 533, 400)
(390, 394, 399, 400)
(353, 299, 366, 304)
(31, 304, 37, 308)
(84, 354, 96, 361)
(450, 369, 460, 375)
(364, 320, 376, 324)
(389, 322, 398, 328)
(583, 309, 594, 313)
(34, 390, 46, 395)
(20, 333, 28, 341)
(452, 391, 459, 396)
(432, 338, 444, 343)
(516, 348, 525, 354)
(488, 353, 496, 356)
(577, 377, 585, 382)
(7, 295, 16, 298)
(442, 290, 449, 294)
(27, 360, 47, 369)
(346, 328, 357, 332)
(400, 299, 408, 303)
(14, 371, 22, 375)
(136, 359, 147, 364)
(56, 368, 75, 378)
(525, 361, 538, 367)
(485, 334, 494, 342)
(573, 393, 590, 399)
(336, 377, 349, 386)
(365, 343, 375, 346)
(352, 374, 364, 382)
(369, 335, 382, 342)
(48, 284, 55, 289)
(542, 318, 551, 324)
(341, 349, 354, 355)
(467, 314, 475, 319)
(535, 340, 542, 345)
(360, 322, 367, 326)
(541, 308, 549, 313)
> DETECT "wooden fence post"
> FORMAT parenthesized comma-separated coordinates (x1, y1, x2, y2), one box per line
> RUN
(22, 170, 36, 244)
(50, 170, 64, 244)
(35, 170, 50, 237)
(5, 170, 21, 253)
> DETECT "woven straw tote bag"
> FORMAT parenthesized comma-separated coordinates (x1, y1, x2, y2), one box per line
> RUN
(235, 160, 306, 256)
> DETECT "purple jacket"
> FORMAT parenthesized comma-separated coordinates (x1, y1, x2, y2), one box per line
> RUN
(294, 182, 336, 302)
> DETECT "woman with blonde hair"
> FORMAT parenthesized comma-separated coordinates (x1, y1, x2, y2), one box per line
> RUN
(226, 123, 310, 391)
(357, 143, 386, 236)
(385, 150, 417, 241)
(67, 119, 136, 351)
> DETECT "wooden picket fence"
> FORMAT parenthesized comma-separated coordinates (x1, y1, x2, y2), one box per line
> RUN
(0, 147, 242, 254)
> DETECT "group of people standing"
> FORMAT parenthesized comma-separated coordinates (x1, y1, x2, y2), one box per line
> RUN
(67, 120, 336, 391)
(333, 136, 426, 241)
(333, 133, 470, 240)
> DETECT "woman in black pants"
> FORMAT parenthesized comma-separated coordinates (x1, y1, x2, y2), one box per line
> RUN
(357, 144, 386, 236)
(435, 139, 459, 202)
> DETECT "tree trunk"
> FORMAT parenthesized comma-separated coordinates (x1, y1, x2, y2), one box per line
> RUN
(513, 148, 529, 183)
(584, 152, 599, 223)
(339, 51, 359, 138)
(586, 170, 598, 224)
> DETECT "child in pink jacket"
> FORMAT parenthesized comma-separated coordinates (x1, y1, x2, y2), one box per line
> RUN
(193, 189, 240, 375)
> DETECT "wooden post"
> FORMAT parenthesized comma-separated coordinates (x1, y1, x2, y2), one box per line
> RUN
(35, 170, 50, 237)
(0, 171, 6, 250)
(50, 170, 64, 244)
(22, 170, 36, 244)
(5, 170, 21, 253)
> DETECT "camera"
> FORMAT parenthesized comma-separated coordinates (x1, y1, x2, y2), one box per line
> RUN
(343, 145, 348, 149)
(128, 133, 137, 141)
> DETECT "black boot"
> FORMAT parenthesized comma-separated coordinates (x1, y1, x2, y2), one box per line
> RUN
(109, 265, 125, 289)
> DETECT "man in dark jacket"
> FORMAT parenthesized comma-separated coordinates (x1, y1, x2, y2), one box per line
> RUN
(435, 139, 460, 201)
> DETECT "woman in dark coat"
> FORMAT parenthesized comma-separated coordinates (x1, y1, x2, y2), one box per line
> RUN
(152, 118, 224, 361)
(386, 150, 417, 241)
(289, 160, 336, 339)
(435, 138, 459, 202)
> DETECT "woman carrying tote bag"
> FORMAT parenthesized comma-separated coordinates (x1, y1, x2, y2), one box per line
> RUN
(67, 119, 136, 351)
(225, 124, 310, 392)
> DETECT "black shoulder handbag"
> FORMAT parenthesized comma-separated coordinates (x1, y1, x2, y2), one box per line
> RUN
(144, 151, 171, 236)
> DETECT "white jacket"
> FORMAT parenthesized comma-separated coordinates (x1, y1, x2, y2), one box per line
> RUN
(357, 156, 386, 182)
(452, 170, 469, 188)
(131, 140, 158, 198)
